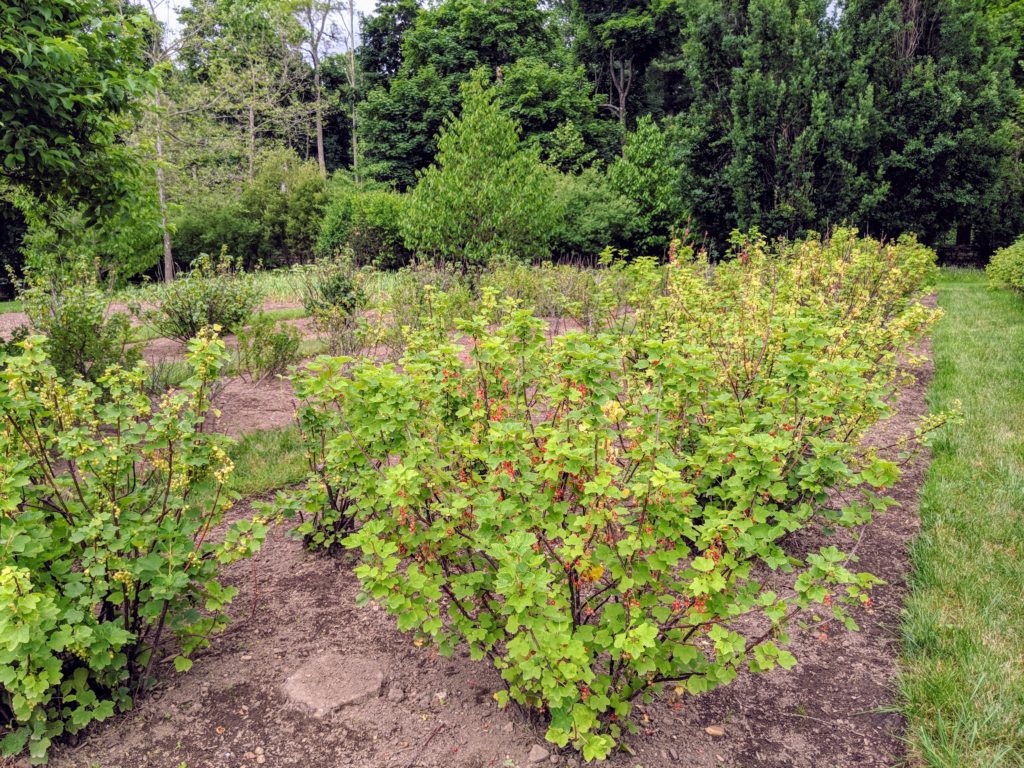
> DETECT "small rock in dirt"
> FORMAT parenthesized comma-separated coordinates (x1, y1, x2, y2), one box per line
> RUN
(705, 725, 726, 737)
(241, 654, 253, 661)
(254, 747, 264, 755)
(283, 653, 384, 717)
(256, 756, 266, 765)
(417, 696, 431, 709)
(387, 685, 406, 703)
(502, 722, 514, 734)
(549, 755, 559, 764)
(668, 748, 680, 760)
(528, 744, 550, 764)
(244, 752, 257, 760)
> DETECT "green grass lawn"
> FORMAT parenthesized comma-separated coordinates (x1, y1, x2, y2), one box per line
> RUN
(0, 300, 23, 313)
(191, 425, 309, 512)
(226, 425, 309, 497)
(899, 269, 1024, 766)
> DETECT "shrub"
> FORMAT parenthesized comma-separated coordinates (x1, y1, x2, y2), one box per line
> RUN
(986, 236, 1024, 292)
(174, 149, 328, 271)
(479, 260, 632, 330)
(284, 230, 940, 759)
(172, 194, 259, 271)
(18, 201, 161, 285)
(299, 256, 367, 356)
(607, 116, 680, 255)
(0, 325, 29, 361)
(349, 190, 411, 270)
(236, 314, 303, 383)
(371, 265, 474, 360)
(317, 183, 412, 270)
(316, 177, 359, 258)
(0, 331, 266, 763)
(550, 169, 640, 260)
(144, 250, 262, 343)
(241, 149, 328, 268)
(19, 257, 139, 383)
(479, 261, 546, 316)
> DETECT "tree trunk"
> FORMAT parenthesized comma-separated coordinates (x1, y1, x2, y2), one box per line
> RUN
(349, 0, 358, 179)
(956, 222, 972, 247)
(153, 89, 174, 282)
(608, 48, 632, 130)
(313, 53, 327, 177)
(248, 69, 257, 180)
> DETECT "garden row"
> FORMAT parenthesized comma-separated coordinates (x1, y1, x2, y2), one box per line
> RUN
(4, 243, 684, 394)
(1, 230, 942, 763)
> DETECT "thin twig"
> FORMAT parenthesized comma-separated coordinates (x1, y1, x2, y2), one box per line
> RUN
(404, 723, 445, 768)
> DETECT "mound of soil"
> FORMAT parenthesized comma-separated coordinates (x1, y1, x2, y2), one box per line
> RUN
(43, 331, 934, 768)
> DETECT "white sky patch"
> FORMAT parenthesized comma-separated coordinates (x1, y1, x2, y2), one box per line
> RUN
(156, 0, 380, 45)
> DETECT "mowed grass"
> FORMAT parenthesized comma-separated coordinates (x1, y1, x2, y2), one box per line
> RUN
(899, 269, 1024, 766)
(226, 425, 309, 497)
(191, 425, 309, 511)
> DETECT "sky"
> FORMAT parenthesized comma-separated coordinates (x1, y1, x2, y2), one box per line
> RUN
(154, 0, 380, 42)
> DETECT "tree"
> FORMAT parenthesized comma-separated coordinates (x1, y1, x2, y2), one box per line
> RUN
(658, 0, 1020, 250)
(294, 0, 354, 176)
(608, 115, 680, 252)
(359, 65, 450, 188)
(178, 0, 309, 180)
(837, 0, 1019, 245)
(360, 0, 558, 187)
(660, 0, 839, 246)
(0, 0, 150, 217)
(359, 0, 420, 90)
(567, 1, 674, 127)
(401, 78, 559, 268)
(495, 57, 618, 165)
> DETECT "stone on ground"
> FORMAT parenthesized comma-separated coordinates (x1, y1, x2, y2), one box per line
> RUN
(283, 653, 384, 717)
(528, 744, 550, 764)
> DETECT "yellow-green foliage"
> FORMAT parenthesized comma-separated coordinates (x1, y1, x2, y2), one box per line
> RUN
(986, 236, 1024, 292)
(284, 229, 942, 760)
(0, 332, 266, 763)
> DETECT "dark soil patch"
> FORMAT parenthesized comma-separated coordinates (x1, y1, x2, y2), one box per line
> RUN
(43, 332, 934, 768)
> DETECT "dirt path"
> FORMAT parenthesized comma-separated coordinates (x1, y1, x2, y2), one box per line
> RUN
(41, 329, 935, 768)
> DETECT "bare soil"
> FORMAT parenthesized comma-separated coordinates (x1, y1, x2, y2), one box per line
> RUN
(0, 310, 28, 341)
(39, 327, 935, 768)
(210, 376, 300, 436)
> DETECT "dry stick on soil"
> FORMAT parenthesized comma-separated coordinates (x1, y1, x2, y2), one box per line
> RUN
(781, 710, 871, 740)
(404, 723, 445, 768)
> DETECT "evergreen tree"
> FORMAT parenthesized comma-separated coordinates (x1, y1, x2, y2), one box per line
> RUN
(664, 0, 840, 246)
(401, 78, 559, 268)
(359, 0, 565, 187)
